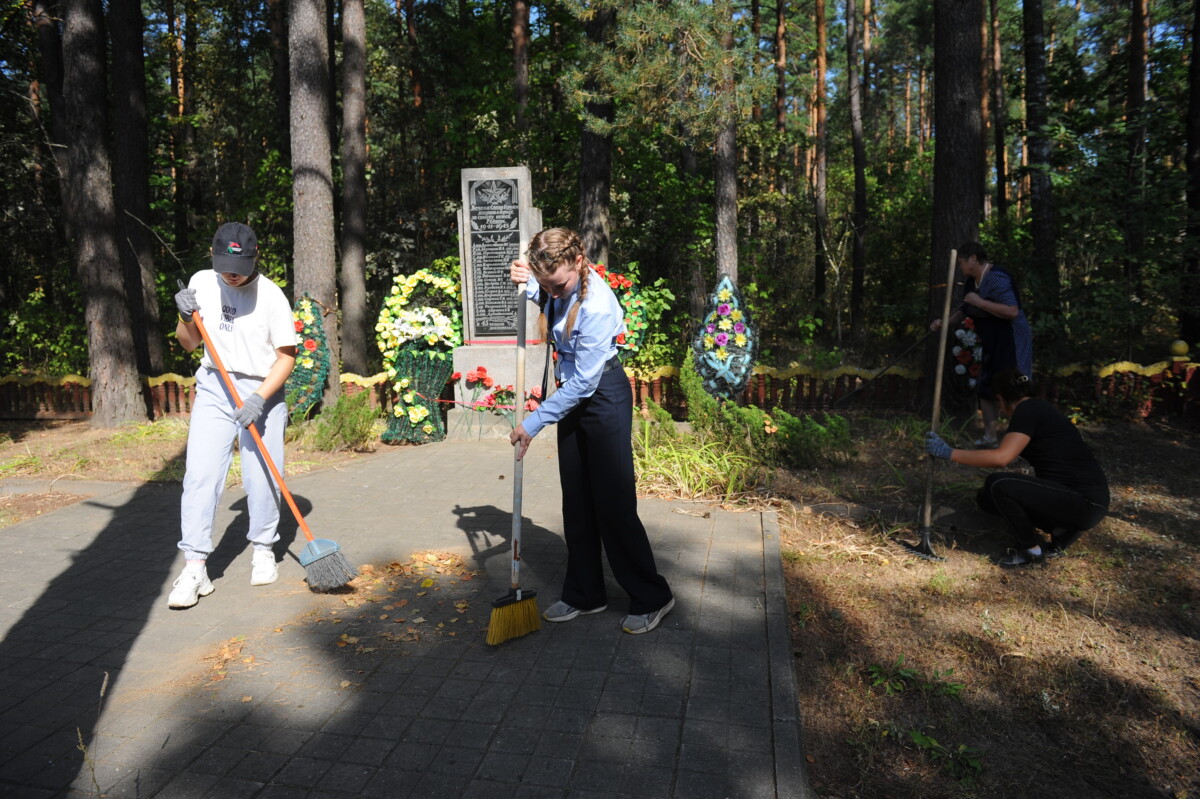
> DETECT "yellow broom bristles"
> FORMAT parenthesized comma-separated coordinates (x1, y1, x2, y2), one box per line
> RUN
(486, 597, 542, 646)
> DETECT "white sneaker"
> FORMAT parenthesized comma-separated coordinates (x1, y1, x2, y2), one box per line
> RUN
(250, 550, 278, 586)
(168, 565, 214, 608)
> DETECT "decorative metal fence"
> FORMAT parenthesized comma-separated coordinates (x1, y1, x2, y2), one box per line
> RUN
(2, 357, 1196, 423)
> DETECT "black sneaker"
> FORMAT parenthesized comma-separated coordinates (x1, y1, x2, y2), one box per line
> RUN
(998, 550, 1045, 568)
(1046, 527, 1083, 558)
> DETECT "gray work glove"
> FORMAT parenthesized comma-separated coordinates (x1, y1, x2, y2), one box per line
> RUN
(924, 431, 952, 460)
(174, 286, 199, 322)
(233, 393, 266, 428)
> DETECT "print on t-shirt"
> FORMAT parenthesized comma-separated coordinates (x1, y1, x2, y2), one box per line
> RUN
(221, 303, 235, 332)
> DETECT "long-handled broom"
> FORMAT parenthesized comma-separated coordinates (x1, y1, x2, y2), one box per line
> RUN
(486, 286, 541, 645)
(901, 248, 957, 562)
(187, 299, 357, 591)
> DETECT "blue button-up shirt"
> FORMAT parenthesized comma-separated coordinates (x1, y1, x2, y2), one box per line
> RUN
(521, 269, 625, 438)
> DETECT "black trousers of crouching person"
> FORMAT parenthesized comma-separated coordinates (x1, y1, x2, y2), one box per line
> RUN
(556, 366, 673, 615)
(977, 472, 1108, 550)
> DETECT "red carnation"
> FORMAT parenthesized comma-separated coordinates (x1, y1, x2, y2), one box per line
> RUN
(294, 320, 304, 332)
(616, 332, 626, 345)
(451, 372, 462, 381)
(304, 339, 317, 352)
(483, 377, 494, 388)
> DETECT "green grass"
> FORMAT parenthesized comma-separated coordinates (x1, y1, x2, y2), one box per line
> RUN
(633, 415, 764, 502)
(0, 455, 42, 476)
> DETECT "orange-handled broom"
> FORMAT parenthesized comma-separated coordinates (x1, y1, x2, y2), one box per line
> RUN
(187, 297, 356, 591)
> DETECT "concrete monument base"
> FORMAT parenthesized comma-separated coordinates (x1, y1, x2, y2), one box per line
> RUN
(444, 343, 555, 440)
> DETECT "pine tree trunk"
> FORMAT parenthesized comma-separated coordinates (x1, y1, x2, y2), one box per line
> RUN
(715, 120, 738, 283)
(714, 9, 738, 283)
(579, 8, 614, 267)
(109, 0, 162, 376)
(32, 0, 69, 190)
(1023, 0, 1058, 317)
(814, 0, 829, 308)
(512, 0, 529, 132)
(177, 0, 197, 255)
(848, 0, 867, 334)
(1123, 0, 1148, 287)
(269, 0, 290, 158)
(990, 0, 1008, 235)
(775, 0, 789, 271)
(291, 0, 340, 405)
(63, 0, 146, 426)
(1184, 0, 1200, 346)
(404, 0, 422, 109)
(339, 0, 368, 375)
(980, 0, 991, 220)
(931, 0, 983, 318)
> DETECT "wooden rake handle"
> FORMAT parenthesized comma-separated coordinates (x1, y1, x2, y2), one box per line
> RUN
(921, 248, 958, 530)
(191, 311, 316, 544)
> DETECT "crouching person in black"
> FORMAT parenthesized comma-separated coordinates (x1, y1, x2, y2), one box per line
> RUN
(923, 369, 1109, 567)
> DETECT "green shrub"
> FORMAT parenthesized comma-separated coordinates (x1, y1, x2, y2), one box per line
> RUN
(679, 352, 854, 469)
(633, 400, 763, 500)
(773, 409, 855, 469)
(308, 389, 379, 452)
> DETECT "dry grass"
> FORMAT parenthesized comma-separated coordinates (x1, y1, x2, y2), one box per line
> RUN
(776, 414, 1200, 799)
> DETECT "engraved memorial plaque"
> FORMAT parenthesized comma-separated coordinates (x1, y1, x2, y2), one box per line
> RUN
(467, 178, 521, 336)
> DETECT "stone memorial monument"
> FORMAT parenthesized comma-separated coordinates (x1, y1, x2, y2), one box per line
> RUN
(447, 166, 550, 439)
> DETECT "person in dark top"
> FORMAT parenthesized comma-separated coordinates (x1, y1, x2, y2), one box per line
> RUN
(923, 370, 1109, 568)
(931, 242, 1033, 448)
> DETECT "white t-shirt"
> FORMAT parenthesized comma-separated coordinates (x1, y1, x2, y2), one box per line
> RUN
(189, 270, 297, 379)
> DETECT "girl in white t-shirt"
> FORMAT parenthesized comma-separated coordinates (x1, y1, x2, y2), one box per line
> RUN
(168, 222, 298, 609)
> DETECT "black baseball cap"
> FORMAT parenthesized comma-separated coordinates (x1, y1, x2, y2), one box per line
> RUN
(211, 222, 258, 276)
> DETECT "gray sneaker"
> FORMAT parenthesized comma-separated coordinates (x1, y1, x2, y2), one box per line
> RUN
(621, 597, 675, 635)
(543, 600, 607, 623)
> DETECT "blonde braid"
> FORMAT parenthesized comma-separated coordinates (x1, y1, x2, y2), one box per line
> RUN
(563, 262, 589, 341)
(526, 228, 588, 343)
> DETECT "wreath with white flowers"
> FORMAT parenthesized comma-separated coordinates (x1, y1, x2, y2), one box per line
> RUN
(375, 262, 462, 443)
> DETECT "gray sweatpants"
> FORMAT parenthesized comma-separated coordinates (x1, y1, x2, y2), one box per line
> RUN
(178, 366, 287, 560)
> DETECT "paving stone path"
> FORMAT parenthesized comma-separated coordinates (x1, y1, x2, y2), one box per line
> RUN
(0, 439, 813, 798)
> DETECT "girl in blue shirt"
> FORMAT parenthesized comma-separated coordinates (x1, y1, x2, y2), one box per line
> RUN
(509, 228, 674, 634)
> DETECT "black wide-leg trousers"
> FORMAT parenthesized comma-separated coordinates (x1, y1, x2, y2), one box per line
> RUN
(556, 367, 672, 615)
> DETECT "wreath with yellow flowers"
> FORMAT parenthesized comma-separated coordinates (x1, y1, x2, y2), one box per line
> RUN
(375, 259, 462, 443)
(284, 294, 329, 419)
